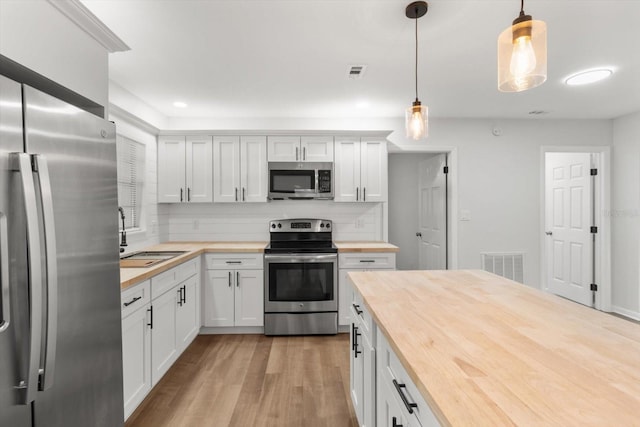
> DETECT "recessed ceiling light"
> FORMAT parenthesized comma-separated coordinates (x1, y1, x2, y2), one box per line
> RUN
(173, 101, 188, 108)
(565, 69, 613, 86)
(356, 101, 370, 109)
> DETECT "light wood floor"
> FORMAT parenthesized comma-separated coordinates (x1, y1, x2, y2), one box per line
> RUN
(126, 334, 358, 427)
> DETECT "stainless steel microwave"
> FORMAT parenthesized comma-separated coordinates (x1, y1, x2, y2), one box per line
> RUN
(268, 162, 333, 200)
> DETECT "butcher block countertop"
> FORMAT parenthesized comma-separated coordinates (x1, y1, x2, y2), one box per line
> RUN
(334, 241, 399, 252)
(348, 269, 640, 427)
(119, 242, 267, 289)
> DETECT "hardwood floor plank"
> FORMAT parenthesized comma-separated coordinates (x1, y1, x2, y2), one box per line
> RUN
(126, 334, 357, 427)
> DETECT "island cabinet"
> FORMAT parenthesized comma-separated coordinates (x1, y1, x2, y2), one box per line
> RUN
(149, 257, 201, 386)
(121, 280, 152, 420)
(202, 253, 264, 327)
(157, 135, 213, 203)
(212, 135, 268, 203)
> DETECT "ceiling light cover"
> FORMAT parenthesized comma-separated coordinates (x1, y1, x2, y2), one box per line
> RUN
(173, 101, 187, 108)
(405, 1, 429, 140)
(498, 1, 547, 92)
(565, 69, 613, 86)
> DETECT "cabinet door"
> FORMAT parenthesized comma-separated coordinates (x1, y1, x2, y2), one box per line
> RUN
(301, 136, 334, 162)
(203, 270, 235, 327)
(157, 136, 186, 203)
(186, 136, 213, 203)
(151, 289, 179, 386)
(360, 139, 387, 202)
(235, 269, 264, 326)
(213, 136, 241, 203)
(240, 136, 267, 202)
(362, 331, 376, 427)
(122, 305, 151, 420)
(377, 375, 409, 427)
(334, 138, 361, 202)
(175, 275, 200, 354)
(267, 136, 300, 161)
(351, 318, 365, 425)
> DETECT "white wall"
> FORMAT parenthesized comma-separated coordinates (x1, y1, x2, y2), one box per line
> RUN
(388, 153, 434, 270)
(165, 202, 383, 242)
(611, 111, 640, 317)
(0, 0, 109, 107)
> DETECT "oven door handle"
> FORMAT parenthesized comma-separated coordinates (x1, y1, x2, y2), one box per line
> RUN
(264, 254, 337, 262)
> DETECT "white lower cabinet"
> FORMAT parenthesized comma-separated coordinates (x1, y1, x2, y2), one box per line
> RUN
(350, 303, 376, 427)
(150, 286, 179, 386)
(203, 253, 264, 328)
(121, 280, 152, 421)
(339, 252, 396, 326)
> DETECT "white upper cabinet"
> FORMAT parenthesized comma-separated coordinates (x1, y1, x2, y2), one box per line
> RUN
(213, 135, 267, 203)
(267, 136, 333, 162)
(158, 135, 213, 203)
(335, 137, 387, 202)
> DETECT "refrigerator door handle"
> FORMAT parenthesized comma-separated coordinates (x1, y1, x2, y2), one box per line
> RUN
(32, 154, 58, 391)
(0, 212, 10, 333)
(10, 153, 43, 404)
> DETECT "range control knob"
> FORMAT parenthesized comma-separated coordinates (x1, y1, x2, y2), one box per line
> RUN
(277, 223, 282, 228)
(271, 224, 276, 229)
(325, 223, 330, 229)
(320, 223, 325, 228)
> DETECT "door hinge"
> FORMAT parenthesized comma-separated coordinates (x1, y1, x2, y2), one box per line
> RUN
(590, 284, 598, 292)
(590, 168, 598, 176)
(590, 226, 598, 234)
(443, 166, 449, 174)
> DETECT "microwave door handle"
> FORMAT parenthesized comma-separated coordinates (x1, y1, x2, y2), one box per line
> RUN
(10, 153, 43, 404)
(0, 212, 10, 334)
(32, 155, 58, 390)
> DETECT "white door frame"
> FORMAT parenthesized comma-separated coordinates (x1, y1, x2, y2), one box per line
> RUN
(540, 146, 611, 311)
(388, 145, 459, 269)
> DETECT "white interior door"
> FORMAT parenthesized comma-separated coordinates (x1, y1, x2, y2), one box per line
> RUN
(545, 152, 593, 306)
(418, 154, 447, 270)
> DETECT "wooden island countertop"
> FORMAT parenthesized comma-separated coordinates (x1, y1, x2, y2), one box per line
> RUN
(348, 269, 640, 426)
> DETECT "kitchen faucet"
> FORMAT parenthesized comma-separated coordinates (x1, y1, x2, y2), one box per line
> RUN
(118, 207, 127, 252)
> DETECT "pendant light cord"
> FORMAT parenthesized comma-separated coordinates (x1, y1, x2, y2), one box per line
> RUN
(520, 0, 524, 14)
(415, 11, 419, 101)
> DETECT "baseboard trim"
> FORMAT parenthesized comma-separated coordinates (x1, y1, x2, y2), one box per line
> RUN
(611, 305, 640, 321)
(200, 326, 264, 335)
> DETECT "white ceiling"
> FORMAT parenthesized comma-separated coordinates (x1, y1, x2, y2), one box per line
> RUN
(82, 0, 640, 121)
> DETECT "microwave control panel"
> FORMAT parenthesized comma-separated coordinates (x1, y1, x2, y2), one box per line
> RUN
(318, 170, 332, 193)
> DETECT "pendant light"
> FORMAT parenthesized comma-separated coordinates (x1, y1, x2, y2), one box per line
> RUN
(498, 0, 547, 92)
(405, 1, 428, 140)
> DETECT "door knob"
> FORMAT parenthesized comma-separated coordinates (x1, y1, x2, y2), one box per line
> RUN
(415, 232, 422, 237)
(545, 231, 553, 236)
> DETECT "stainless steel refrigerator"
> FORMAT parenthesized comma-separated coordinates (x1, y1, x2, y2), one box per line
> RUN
(0, 74, 124, 426)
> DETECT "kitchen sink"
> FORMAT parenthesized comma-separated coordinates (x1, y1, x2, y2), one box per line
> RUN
(120, 251, 188, 268)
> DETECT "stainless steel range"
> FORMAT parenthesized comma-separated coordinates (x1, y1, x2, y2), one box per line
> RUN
(264, 218, 338, 335)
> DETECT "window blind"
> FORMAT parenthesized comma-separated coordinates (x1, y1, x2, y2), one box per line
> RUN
(117, 135, 145, 230)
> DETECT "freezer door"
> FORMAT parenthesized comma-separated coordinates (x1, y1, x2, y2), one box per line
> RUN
(0, 76, 32, 426)
(22, 85, 124, 427)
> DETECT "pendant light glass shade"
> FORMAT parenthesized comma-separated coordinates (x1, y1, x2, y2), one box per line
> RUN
(406, 101, 428, 140)
(498, 13, 547, 92)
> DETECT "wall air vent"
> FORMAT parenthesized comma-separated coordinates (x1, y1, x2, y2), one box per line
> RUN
(347, 65, 367, 79)
(481, 252, 525, 284)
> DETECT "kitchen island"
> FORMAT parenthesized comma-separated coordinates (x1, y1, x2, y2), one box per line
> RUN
(348, 269, 640, 426)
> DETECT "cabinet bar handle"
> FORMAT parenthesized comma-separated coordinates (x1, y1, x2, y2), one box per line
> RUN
(147, 306, 153, 329)
(354, 325, 361, 358)
(123, 296, 142, 307)
(181, 285, 186, 304)
(363, 187, 366, 202)
(356, 187, 359, 201)
(177, 288, 183, 306)
(352, 303, 363, 315)
(392, 417, 403, 427)
(228, 271, 232, 287)
(359, 260, 375, 263)
(226, 261, 242, 264)
(303, 146, 306, 160)
(235, 188, 238, 202)
(393, 379, 418, 414)
(351, 323, 357, 351)
(242, 187, 245, 201)
(187, 187, 191, 202)
(180, 188, 183, 202)
(236, 271, 240, 287)
(295, 146, 299, 161)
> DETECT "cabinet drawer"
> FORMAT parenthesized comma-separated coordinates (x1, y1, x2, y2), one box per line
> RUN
(177, 257, 200, 281)
(377, 330, 440, 427)
(350, 293, 374, 343)
(205, 253, 263, 270)
(121, 280, 151, 318)
(339, 252, 396, 269)
(151, 257, 201, 299)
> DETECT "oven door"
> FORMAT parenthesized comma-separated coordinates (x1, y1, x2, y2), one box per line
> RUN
(264, 253, 337, 312)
